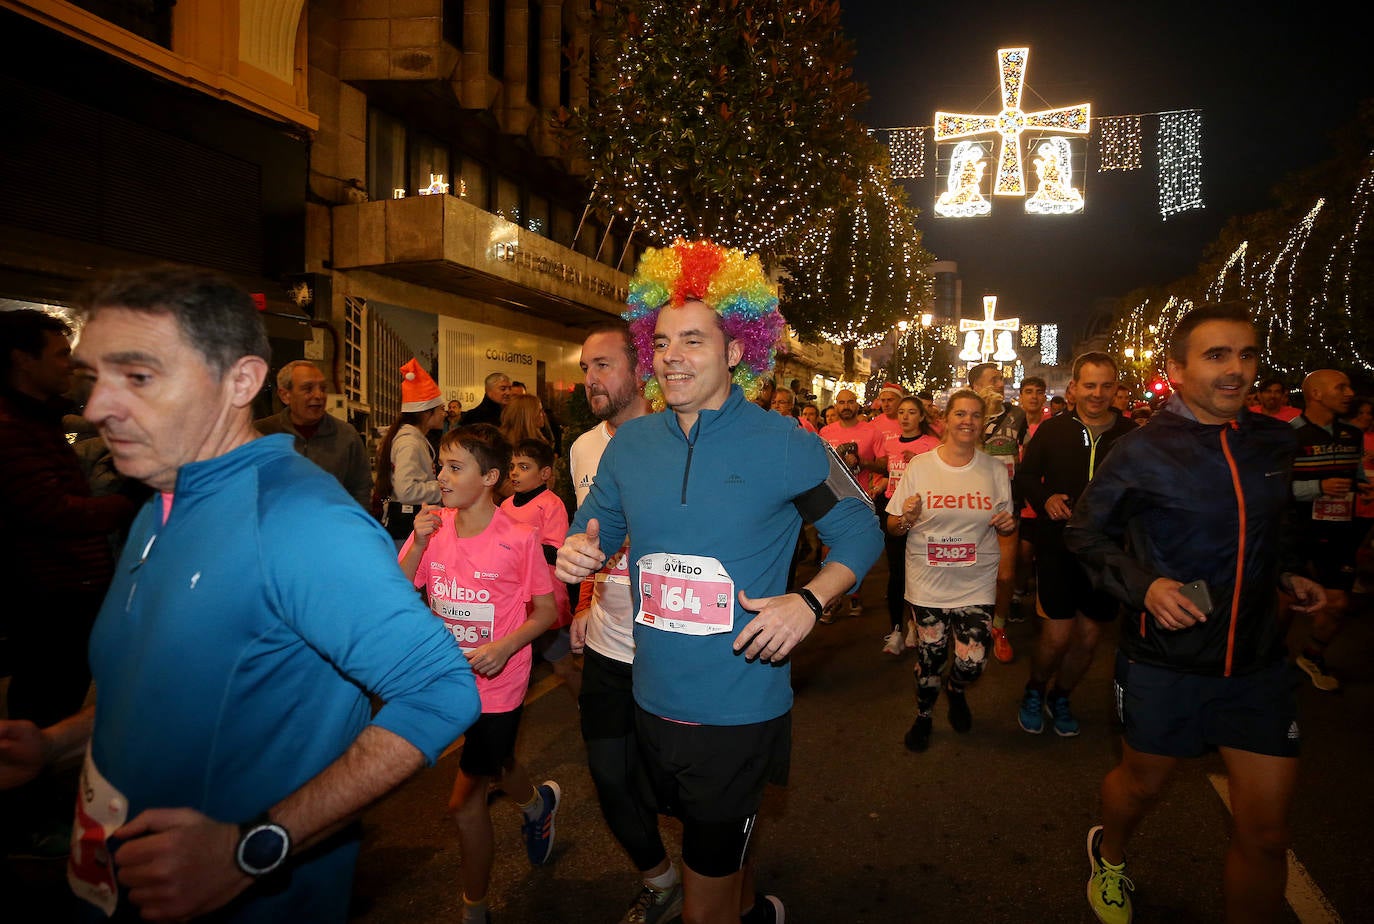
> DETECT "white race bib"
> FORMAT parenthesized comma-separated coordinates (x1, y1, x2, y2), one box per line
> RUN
(438, 599, 496, 651)
(68, 745, 127, 917)
(1313, 493, 1354, 522)
(635, 553, 735, 635)
(927, 535, 977, 567)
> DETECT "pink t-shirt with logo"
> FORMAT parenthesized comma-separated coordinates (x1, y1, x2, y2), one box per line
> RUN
(820, 420, 885, 494)
(402, 507, 553, 713)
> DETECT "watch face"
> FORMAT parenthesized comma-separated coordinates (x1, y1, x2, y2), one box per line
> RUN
(239, 824, 289, 875)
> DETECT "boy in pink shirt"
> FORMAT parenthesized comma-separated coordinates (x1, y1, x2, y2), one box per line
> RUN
(500, 438, 580, 697)
(399, 424, 561, 924)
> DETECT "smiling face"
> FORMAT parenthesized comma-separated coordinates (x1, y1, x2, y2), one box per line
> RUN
(943, 395, 984, 447)
(1166, 319, 1259, 425)
(652, 300, 742, 426)
(76, 308, 264, 493)
(1073, 362, 1119, 425)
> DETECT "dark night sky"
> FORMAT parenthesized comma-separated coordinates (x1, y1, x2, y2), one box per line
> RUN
(841, 2, 1374, 341)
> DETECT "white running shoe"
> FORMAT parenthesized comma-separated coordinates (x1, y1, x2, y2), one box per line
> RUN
(882, 628, 903, 656)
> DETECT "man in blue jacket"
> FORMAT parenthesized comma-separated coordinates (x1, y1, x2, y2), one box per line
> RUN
(0, 267, 479, 922)
(557, 241, 882, 924)
(1065, 303, 1325, 924)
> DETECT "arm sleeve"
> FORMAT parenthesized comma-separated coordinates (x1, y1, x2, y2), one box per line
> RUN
(0, 422, 136, 537)
(345, 431, 375, 509)
(568, 436, 628, 554)
(790, 427, 883, 591)
(390, 430, 441, 504)
(1014, 423, 1052, 516)
(267, 498, 478, 764)
(1063, 446, 1160, 610)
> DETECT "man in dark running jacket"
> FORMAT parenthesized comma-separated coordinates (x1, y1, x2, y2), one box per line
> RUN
(1064, 304, 1325, 924)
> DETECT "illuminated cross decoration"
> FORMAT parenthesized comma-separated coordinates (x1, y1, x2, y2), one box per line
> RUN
(936, 47, 1090, 196)
(959, 296, 1020, 362)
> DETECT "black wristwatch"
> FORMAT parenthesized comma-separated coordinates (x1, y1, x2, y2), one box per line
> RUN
(796, 588, 826, 622)
(235, 812, 291, 877)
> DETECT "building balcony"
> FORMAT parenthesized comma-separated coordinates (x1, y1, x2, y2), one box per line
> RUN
(330, 192, 629, 325)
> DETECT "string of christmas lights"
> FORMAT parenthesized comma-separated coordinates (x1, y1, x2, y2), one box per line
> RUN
(1097, 115, 1142, 171)
(1157, 109, 1205, 219)
(887, 128, 926, 179)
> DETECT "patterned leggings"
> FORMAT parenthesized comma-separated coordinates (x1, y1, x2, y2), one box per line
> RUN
(909, 603, 993, 716)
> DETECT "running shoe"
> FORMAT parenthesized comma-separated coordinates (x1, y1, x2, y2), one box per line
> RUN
(742, 893, 785, 924)
(1086, 825, 1134, 924)
(991, 626, 1014, 663)
(521, 780, 561, 865)
(621, 882, 683, 924)
(1047, 693, 1081, 736)
(903, 714, 933, 752)
(945, 684, 972, 733)
(1017, 687, 1045, 734)
(882, 627, 904, 656)
(848, 596, 863, 617)
(1296, 653, 1341, 692)
(818, 597, 843, 624)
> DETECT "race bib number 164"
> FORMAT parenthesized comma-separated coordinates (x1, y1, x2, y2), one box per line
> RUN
(635, 553, 734, 635)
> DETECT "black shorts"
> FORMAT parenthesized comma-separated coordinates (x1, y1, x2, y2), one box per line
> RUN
(1019, 515, 1037, 542)
(634, 707, 790, 876)
(1305, 527, 1360, 593)
(458, 707, 524, 777)
(1035, 536, 1119, 622)
(1113, 651, 1300, 759)
(579, 648, 636, 741)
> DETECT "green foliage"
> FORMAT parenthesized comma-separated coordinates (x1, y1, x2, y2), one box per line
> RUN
(558, 0, 871, 260)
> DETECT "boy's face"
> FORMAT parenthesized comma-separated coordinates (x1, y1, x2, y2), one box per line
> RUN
(508, 455, 549, 493)
(437, 443, 498, 509)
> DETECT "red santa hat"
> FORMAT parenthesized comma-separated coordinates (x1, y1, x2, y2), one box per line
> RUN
(879, 382, 905, 398)
(399, 358, 443, 413)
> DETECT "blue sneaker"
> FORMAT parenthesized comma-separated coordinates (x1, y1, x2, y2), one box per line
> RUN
(1047, 693, 1081, 737)
(1018, 688, 1045, 734)
(521, 780, 561, 865)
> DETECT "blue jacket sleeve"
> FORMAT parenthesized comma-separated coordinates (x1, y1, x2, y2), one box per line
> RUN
(265, 496, 480, 764)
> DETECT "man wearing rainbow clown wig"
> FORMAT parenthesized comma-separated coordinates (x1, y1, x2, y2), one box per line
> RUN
(558, 240, 882, 924)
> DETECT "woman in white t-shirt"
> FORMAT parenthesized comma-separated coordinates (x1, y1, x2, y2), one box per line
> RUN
(886, 388, 1016, 753)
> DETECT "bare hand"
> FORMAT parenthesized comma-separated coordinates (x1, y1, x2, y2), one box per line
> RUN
(732, 589, 815, 662)
(0, 721, 46, 790)
(555, 519, 606, 582)
(901, 495, 923, 519)
(1044, 493, 1073, 521)
(113, 808, 251, 921)
(412, 504, 442, 546)
(1320, 477, 1353, 496)
(1144, 577, 1207, 630)
(569, 612, 587, 654)
(989, 510, 1016, 535)
(466, 639, 513, 678)
(1282, 573, 1327, 615)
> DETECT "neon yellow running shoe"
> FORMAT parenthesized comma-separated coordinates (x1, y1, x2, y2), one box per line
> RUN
(1086, 825, 1134, 924)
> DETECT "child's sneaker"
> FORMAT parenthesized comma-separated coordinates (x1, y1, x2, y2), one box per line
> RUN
(521, 780, 561, 865)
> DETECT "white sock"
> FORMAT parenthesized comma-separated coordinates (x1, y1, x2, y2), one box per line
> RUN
(644, 864, 679, 891)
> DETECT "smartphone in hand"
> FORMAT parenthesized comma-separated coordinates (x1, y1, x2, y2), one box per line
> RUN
(1179, 579, 1214, 616)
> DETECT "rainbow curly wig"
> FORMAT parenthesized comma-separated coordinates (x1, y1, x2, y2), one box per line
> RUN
(622, 239, 785, 411)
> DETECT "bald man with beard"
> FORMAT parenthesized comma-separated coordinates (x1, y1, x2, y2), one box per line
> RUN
(1289, 368, 1372, 691)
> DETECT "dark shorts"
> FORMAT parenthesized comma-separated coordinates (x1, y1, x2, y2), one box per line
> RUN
(1113, 651, 1300, 759)
(1305, 529, 1360, 592)
(634, 706, 791, 877)
(536, 625, 573, 662)
(1035, 537, 1119, 622)
(579, 648, 636, 741)
(458, 707, 524, 777)
(1019, 515, 1037, 542)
